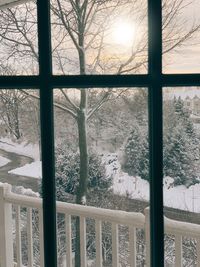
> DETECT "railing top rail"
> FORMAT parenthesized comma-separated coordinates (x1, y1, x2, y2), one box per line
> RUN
(165, 216, 200, 238)
(5, 189, 42, 208)
(57, 201, 145, 227)
(3, 186, 145, 227)
(145, 208, 200, 239)
(3, 185, 200, 234)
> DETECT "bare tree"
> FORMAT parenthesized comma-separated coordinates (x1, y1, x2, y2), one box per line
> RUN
(0, 89, 27, 139)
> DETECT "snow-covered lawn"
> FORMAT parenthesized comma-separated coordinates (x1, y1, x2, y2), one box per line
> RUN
(8, 161, 42, 179)
(113, 173, 200, 213)
(104, 153, 200, 213)
(9, 152, 200, 213)
(0, 155, 10, 167)
(0, 137, 40, 160)
(2, 142, 200, 213)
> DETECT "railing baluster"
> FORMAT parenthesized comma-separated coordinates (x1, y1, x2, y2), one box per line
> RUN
(175, 234, 182, 267)
(65, 214, 72, 267)
(196, 238, 200, 267)
(27, 208, 34, 267)
(112, 222, 119, 267)
(0, 185, 13, 267)
(5, 185, 200, 267)
(39, 208, 44, 267)
(15, 205, 22, 267)
(129, 226, 137, 267)
(80, 216, 87, 267)
(144, 207, 150, 267)
(95, 219, 102, 267)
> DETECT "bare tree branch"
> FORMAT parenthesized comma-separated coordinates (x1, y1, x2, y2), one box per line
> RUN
(87, 90, 111, 120)
(20, 89, 78, 119)
(60, 88, 80, 111)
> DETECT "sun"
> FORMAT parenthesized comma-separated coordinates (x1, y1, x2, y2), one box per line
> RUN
(112, 20, 135, 46)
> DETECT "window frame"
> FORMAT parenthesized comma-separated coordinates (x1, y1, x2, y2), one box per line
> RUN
(0, 0, 200, 266)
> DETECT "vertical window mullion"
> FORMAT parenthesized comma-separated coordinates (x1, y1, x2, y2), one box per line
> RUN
(148, 0, 164, 267)
(37, 1, 57, 267)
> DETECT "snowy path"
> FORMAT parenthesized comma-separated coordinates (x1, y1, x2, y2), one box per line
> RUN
(0, 148, 39, 192)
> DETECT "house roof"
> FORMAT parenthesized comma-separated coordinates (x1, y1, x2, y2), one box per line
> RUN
(165, 89, 200, 101)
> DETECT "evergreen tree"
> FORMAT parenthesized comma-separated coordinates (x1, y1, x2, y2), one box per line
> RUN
(163, 124, 197, 186)
(163, 97, 199, 186)
(123, 96, 200, 186)
(122, 89, 148, 127)
(122, 125, 149, 181)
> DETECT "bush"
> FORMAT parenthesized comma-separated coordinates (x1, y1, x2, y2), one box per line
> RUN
(55, 145, 113, 202)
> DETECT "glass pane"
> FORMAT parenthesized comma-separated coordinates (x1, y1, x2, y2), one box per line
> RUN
(51, 0, 148, 75)
(162, 0, 200, 73)
(53, 88, 150, 266)
(163, 87, 200, 266)
(0, 2, 38, 75)
(0, 89, 41, 192)
(0, 89, 43, 267)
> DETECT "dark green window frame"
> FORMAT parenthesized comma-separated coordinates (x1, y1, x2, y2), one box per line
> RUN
(0, 0, 200, 266)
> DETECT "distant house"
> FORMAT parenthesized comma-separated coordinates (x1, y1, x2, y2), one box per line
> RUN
(184, 95, 200, 116)
(184, 95, 200, 123)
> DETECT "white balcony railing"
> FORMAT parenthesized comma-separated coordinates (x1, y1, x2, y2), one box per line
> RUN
(1, 184, 200, 267)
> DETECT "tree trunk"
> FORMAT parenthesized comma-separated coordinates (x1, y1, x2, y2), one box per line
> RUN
(76, 110, 88, 204)
(13, 106, 21, 139)
(75, 93, 88, 267)
(74, 10, 87, 265)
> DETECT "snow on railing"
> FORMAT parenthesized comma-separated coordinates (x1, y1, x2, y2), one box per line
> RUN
(165, 215, 200, 267)
(1, 184, 200, 267)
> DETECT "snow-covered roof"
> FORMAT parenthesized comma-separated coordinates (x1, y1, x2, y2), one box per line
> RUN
(0, 0, 29, 9)
(165, 89, 200, 101)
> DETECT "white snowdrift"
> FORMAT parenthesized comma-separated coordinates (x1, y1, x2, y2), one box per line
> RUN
(0, 137, 40, 160)
(104, 153, 200, 213)
(5, 149, 200, 213)
(8, 161, 42, 179)
(0, 155, 10, 167)
(113, 172, 200, 213)
(0, 182, 39, 197)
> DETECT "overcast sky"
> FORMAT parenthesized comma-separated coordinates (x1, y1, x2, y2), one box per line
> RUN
(163, 0, 200, 73)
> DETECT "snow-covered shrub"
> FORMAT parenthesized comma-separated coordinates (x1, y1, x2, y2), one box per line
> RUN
(54, 146, 113, 202)
(163, 176, 174, 189)
(38, 145, 113, 203)
(39, 146, 113, 266)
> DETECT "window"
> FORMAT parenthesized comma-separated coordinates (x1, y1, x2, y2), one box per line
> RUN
(0, 0, 200, 266)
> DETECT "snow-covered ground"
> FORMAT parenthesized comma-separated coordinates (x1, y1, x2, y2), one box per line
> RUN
(1, 141, 200, 213)
(113, 173, 200, 213)
(0, 155, 10, 167)
(6, 151, 200, 212)
(0, 137, 40, 160)
(103, 153, 200, 213)
(8, 161, 42, 179)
